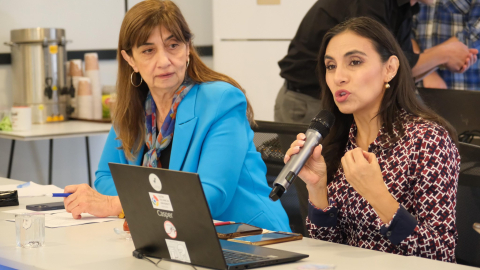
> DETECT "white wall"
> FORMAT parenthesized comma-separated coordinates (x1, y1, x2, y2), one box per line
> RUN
(128, 0, 213, 46)
(0, 0, 213, 188)
(213, 0, 316, 121)
(0, 0, 124, 53)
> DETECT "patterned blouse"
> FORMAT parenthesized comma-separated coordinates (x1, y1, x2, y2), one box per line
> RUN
(307, 110, 460, 262)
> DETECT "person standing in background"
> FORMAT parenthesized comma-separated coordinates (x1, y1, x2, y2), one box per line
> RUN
(413, 0, 480, 90)
(275, 0, 476, 124)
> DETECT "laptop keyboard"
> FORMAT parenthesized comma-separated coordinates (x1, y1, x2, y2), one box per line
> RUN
(223, 249, 270, 265)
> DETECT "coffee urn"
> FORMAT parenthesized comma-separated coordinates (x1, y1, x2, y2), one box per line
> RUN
(5, 28, 71, 124)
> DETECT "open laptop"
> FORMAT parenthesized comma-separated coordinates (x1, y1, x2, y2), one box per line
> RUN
(417, 87, 480, 135)
(109, 163, 308, 270)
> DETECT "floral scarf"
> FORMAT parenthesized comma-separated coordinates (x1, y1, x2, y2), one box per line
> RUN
(142, 78, 194, 167)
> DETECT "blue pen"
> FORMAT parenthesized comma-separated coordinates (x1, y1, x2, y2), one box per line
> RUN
(17, 182, 31, 188)
(48, 193, 73, 197)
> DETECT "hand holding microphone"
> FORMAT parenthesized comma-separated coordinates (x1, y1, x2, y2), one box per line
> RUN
(284, 133, 328, 189)
(269, 110, 335, 201)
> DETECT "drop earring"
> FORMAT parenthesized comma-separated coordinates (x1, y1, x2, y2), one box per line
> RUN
(385, 75, 394, 89)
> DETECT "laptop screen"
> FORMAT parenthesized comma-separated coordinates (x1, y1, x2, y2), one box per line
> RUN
(109, 163, 227, 269)
(417, 87, 480, 135)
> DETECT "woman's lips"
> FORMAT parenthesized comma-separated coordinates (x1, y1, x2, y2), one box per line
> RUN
(335, 89, 351, 102)
(156, 73, 174, 79)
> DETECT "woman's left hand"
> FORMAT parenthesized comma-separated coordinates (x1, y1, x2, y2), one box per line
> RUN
(341, 148, 388, 201)
(64, 184, 121, 219)
(341, 148, 399, 223)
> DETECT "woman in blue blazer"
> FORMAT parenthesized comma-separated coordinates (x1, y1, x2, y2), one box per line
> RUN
(63, 0, 290, 232)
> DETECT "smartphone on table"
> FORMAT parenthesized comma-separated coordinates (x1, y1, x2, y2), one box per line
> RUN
(215, 223, 263, 239)
(26, 202, 65, 211)
(228, 232, 303, 246)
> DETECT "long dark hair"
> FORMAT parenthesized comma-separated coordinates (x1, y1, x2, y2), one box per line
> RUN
(317, 17, 458, 184)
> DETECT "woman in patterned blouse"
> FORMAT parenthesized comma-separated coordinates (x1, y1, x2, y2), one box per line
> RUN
(285, 17, 460, 262)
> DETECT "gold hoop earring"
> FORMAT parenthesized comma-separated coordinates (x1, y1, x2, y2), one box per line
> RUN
(130, 71, 143, 87)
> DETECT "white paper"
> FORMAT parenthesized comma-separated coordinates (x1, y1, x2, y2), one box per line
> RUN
(7, 212, 118, 228)
(0, 181, 64, 197)
(43, 212, 118, 228)
(3, 209, 67, 215)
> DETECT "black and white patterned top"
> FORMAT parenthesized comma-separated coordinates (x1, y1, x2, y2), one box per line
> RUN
(307, 110, 460, 262)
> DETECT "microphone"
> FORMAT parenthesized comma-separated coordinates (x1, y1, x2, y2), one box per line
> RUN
(269, 110, 335, 201)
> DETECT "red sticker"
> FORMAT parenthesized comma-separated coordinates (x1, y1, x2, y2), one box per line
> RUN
(164, 220, 177, 239)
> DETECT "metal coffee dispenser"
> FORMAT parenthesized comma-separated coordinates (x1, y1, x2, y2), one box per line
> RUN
(5, 28, 70, 124)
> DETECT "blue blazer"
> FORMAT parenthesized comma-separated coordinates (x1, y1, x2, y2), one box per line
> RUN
(95, 81, 291, 232)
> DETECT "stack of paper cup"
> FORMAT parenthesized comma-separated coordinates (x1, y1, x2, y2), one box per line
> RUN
(77, 77, 93, 119)
(11, 106, 32, 131)
(69, 60, 83, 118)
(84, 53, 102, 120)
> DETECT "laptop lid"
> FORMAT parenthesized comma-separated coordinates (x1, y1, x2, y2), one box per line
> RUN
(109, 163, 308, 270)
(417, 88, 480, 135)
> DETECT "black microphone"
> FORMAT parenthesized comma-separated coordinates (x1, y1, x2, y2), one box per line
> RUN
(269, 110, 335, 201)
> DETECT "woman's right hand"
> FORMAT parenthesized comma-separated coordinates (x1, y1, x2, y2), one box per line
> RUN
(284, 133, 328, 190)
(64, 184, 122, 219)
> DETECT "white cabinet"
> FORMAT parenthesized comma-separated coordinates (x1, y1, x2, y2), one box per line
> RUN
(213, 0, 316, 121)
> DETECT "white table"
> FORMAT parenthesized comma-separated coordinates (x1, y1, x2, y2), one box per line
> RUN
(0, 121, 111, 186)
(0, 178, 476, 270)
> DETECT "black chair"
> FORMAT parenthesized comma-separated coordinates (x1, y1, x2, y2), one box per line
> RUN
(456, 142, 480, 267)
(251, 120, 309, 236)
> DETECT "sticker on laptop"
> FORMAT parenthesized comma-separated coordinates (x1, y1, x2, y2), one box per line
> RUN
(149, 192, 174, 211)
(165, 239, 191, 263)
(149, 173, 162, 191)
(164, 220, 177, 239)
